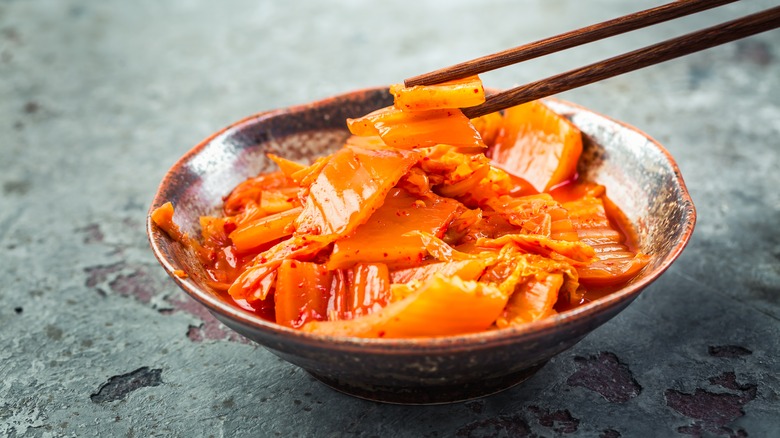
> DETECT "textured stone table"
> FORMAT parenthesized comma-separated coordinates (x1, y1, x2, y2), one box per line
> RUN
(2, 1, 778, 436)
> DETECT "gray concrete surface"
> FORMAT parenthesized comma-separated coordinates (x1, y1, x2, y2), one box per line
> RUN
(1, 1, 779, 436)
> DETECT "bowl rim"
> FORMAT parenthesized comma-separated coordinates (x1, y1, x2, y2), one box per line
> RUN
(147, 87, 696, 351)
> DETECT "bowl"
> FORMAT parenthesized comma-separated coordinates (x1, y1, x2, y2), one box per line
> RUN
(147, 87, 696, 404)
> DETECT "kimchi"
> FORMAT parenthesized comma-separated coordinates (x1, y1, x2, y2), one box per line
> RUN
(152, 76, 649, 338)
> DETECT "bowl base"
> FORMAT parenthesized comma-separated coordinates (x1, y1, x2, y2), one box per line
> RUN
(308, 361, 548, 405)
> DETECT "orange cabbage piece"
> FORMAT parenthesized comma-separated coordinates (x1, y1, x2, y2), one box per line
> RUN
(564, 195, 650, 286)
(390, 75, 485, 111)
(294, 146, 419, 238)
(301, 275, 507, 338)
(491, 100, 583, 192)
(328, 188, 462, 269)
(347, 106, 485, 150)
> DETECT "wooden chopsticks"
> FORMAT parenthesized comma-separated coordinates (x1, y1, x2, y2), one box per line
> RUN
(403, 0, 780, 119)
(405, 0, 738, 87)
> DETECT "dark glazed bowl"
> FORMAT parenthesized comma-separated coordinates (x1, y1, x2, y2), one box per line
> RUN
(147, 87, 696, 404)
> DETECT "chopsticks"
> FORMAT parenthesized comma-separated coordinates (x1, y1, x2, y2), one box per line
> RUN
(403, 1, 780, 119)
(405, 0, 738, 87)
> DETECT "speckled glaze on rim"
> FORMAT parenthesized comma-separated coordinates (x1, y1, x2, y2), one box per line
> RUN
(147, 87, 696, 404)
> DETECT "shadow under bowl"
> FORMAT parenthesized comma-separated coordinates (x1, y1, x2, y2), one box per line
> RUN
(147, 87, 696, 404)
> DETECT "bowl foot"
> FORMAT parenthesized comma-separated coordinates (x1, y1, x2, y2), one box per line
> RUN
(308, 361, 548, 405)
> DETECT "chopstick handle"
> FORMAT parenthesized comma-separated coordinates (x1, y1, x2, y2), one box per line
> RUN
(405, 0, 739, 87)
(463, 6, 780, 119)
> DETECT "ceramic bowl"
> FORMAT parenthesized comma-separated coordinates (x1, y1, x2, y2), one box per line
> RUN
(147, 87, 696, 404)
